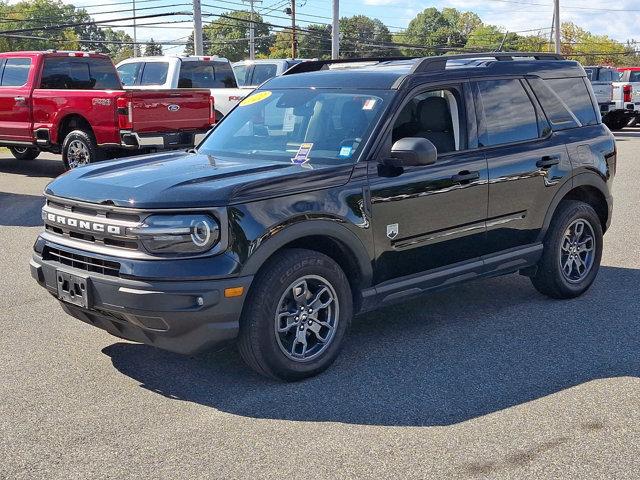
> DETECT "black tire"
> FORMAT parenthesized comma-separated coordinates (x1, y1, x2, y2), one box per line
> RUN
(9, 146, 40, 161)
(531, 200, 603, 299)
(238, 248, 353, 381)
(61, 129, 104, 170)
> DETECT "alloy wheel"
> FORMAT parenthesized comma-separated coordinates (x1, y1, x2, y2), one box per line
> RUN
(67, 140, 91, 168)
(274, 275, 339, 362)
(559, 218, 596, 283)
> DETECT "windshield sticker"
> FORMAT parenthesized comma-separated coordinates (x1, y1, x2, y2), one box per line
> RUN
(239, 90, 272, 106)
(291, 143, 313, 165)
(282, 108, 296, 132)
(363, 98, 377, 110)
(338, 146, 353, 158)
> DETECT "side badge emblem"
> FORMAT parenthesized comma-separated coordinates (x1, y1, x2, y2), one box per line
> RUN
(387, 223, 399, 239)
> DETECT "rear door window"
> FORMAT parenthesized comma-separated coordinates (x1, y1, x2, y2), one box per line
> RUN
(139, 62, 169, 86)
(233, 64, 252, 87)
(40, 57, 120, 89)
(251, 63, 278, 85)
(1, 58, 31, 87)
(475, 79, 540, 147)
(178, 61, 237, 88)
(117, 62, 142, 86)
(545, 78, 598, 126)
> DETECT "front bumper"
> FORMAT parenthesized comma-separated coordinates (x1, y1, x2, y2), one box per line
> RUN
(30, 249, 252, 355)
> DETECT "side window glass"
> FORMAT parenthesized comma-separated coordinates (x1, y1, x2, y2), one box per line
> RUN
(251, 64, 278, 85)
(117, 63, 141, 86)
(528, 77, 579, 131)
(233, 64, 251, 86)
(140, 62, 169, 86)
(629, 71, 640, 83)
(545, 78, 598, 126)
(475, 79, 539, 147)
(1, 58, 31, 87)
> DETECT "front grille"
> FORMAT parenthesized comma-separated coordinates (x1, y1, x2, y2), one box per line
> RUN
(43, 198, 142, 251)
(43, 246, 121, 277)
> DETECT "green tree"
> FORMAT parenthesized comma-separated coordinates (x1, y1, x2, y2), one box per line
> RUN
(184, 11, 270, 61)
(560, 22, 625, 65)
(144, 38, 163, 56)
(339, 15, 398, 58)
(102, 28, 134, 63)
(396, 7, 456, 56)
(298, 24, 331, 59)
(268, 30, 293, 58)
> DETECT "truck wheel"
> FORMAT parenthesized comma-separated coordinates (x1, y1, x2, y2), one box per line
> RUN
(531, 200, 603, 299)
(62, 130, 104, 170)
(10, 146, 40, 161)
(604, 116, 629, 131)
(238, 248, 353, 381)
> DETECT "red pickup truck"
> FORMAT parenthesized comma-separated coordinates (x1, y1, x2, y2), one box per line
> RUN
(0, 51, 215, 169)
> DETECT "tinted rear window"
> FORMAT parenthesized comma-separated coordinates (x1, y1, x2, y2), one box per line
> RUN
(40, 57, 120, 90)
(629, 71, 640, 82)
(476, 79, 540, 147)
(178, 61, 237, 88)
(140, 62, 169, 86)
(251, 63, 277, 85)
(545, 78, 598, 126)
(1, 58, 31, 87)
(528, 77, 580, 131)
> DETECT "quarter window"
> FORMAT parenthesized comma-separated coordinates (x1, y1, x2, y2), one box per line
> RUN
(528, 77, 579, 131)
(545, 78, 598, 126)
(1, 58, 31, 87)
(140, 62, 169, 86)
(476, 79, 540, 147)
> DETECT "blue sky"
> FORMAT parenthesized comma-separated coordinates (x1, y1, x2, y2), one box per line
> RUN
(29, 0, 640, 52)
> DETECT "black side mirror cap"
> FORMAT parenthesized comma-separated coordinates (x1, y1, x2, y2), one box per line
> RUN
(386, 137, 438, 167)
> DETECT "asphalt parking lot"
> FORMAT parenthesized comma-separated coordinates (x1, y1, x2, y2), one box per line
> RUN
(1, 131, 639, 480)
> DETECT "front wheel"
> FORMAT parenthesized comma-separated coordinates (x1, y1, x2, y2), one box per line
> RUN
(238, 248, 353, 381)
(62, 129, 104, 170)
(10, 146, 40, 161)
(531, 200, 603, 299)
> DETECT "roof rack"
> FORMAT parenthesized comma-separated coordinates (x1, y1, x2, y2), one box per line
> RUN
(282, 57, 419, 75)
(411, 52, 564, 74)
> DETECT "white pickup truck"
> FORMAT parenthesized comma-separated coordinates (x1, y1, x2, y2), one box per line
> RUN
(584, 65, 636, 130)
(116, 55, 249, 120)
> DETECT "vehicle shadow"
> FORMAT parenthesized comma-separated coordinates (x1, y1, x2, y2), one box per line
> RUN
(0, 154, 64, 178)
(103, 266, 640, 427)
(0, 192, 44, 227)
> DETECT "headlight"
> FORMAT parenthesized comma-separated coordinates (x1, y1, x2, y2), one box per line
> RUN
(129, 214, 220, 254)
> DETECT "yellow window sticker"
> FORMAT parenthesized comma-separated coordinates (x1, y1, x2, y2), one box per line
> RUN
(239, 90, 272, 106)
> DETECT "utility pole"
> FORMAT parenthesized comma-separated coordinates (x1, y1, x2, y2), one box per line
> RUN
(249, 0, 255, 60)
(193, 0, 204, 55)
(132, 0, 137, 56)
(291, 0, 297, 58)
(331, 0, 339, 59)
(553, 0, 561, 54)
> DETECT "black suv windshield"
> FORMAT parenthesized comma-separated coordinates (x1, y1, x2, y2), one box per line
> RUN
(199, 88, 391, 165)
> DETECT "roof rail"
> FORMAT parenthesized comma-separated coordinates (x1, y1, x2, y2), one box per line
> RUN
(411, 52, 565, 74)
(282, 57, 419, 75)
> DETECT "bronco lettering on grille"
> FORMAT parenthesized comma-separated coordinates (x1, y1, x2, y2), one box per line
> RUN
(46, 213, 122, 235)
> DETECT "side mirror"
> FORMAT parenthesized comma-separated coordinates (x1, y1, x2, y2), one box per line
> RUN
(386, 137, 437, 167)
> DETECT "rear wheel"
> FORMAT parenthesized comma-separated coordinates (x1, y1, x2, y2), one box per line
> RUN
(604, 115, 630, 131)
(10, 146, 40, 161)
(62, 129, 104, 170)
(238, 248, 352, 381)
(531, 200, 603, 299)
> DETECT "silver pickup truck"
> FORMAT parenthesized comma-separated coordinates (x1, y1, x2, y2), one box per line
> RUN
(584, 66, 636, 130)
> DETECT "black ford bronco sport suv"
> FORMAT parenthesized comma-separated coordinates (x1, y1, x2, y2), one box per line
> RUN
(31, 53, 615, 381)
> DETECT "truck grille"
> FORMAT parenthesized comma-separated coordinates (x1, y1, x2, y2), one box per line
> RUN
(43, 246, 121, 277)
(43, 198, 142, 251)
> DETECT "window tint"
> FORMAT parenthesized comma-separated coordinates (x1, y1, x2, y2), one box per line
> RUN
(140, 62, 169, 86)
(233, 64, 251, 87)
(251, 64, 277, 85)
(117, 62, 141, 86)
(629, 71, 640, 82)
(528, 77, 579, 131)
(178, 61, 237, 88)
(392, 88, 463, 153)
(40, 57, 120, 89)
(546, 78, 598, 126)
(1, 58, 31, 87)
(476, 79, 539, 146)
(584, 68, 596, 81)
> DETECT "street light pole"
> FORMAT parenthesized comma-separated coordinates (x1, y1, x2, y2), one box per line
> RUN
(193, 0, 204, 55)
(331, 0, 339, 59)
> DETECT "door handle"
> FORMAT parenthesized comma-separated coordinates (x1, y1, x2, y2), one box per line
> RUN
(451, 170, 480, 184)
(536, 155, 560, 169)
(14, 96, 26, 103)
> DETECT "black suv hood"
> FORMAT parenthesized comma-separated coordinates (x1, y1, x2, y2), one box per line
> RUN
(45, 151, 354, 209)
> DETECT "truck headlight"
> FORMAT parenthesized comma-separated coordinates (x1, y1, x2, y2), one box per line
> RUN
(129, 214, 220, 254)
